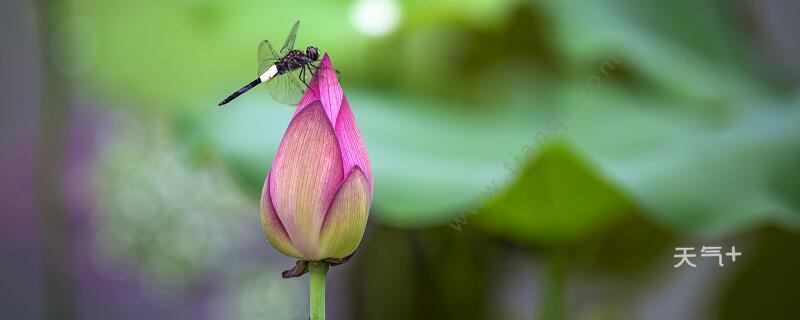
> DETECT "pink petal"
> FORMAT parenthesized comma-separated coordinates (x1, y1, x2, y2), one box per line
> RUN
(317, 167, 371, 259)
(294, 54, 372, 188)
(295, 54, 343, 124)
(269, 101, 343, 259)
(315, 54, 344, 124)
(260, 175, 302, 258)
(334, 97, 373, 189)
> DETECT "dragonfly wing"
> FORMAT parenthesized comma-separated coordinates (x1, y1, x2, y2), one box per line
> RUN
(258, 39, 280, 75)
(279, 21, 300, 54)
(264, 68, 307, 106)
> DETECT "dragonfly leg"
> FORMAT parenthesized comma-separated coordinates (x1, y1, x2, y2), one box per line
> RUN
(310, 63, 341, 74)
(308, 63, 341, 79)
(299, 66, 309, 89)
(303, 65, 322, 96)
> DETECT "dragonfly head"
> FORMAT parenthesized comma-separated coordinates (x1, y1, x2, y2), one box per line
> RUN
(306, 46, 320, 61)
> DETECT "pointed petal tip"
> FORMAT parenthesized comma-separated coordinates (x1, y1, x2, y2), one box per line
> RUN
(294, 53, 336, 114)
(318, 53, 337, 79)
(348, 165, 368, 187)
(320, 53, 331, 66)
(305, 52, 343, 126)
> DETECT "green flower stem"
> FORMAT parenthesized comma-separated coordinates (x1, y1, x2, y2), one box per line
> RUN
(309, 261, 329, 320)
(539, 252, 566, 320)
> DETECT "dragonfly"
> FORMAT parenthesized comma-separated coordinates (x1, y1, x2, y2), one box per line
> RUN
(218, 21, 322, 106)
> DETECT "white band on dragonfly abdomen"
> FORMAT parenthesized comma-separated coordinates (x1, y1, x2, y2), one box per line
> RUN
(259, 65, 279, 82)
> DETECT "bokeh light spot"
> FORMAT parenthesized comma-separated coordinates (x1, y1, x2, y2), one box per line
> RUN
(349, 0, 401, 36)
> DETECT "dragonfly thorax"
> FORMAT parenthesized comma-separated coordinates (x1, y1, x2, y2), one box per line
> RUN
(276, 50, 313, 74)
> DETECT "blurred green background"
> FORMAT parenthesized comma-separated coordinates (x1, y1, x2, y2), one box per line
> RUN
(2, 0, 799, 319)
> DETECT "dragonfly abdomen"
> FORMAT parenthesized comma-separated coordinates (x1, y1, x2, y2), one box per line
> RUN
(218, 78, 261, 106)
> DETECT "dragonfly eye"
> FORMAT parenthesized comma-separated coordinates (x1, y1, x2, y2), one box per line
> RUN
(306, 46, 320, 61)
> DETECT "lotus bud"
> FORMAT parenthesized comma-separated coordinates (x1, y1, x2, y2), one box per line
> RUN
(260, 54, 372, 277)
